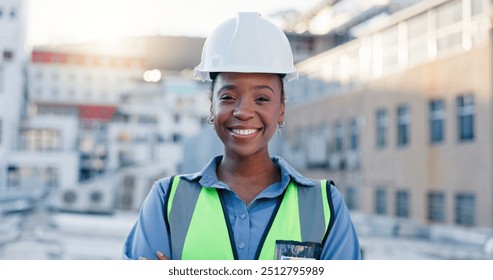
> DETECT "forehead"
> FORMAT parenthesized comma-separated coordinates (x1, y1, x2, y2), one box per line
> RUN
(214, 72, 281, 92)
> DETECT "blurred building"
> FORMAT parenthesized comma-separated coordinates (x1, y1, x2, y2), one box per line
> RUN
(0, 0, 33, 205)
(0, 34, 209, 214)
(277, 0, 423, 63)
(110, 75, 210, 210)
(282, 0, 493, 227)
(15, 47, 146, 214)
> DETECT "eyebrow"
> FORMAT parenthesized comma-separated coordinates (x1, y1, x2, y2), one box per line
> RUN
(252, 85, 275, 94)
(217, 84, 276, 95)
(217, 85, 237, 93)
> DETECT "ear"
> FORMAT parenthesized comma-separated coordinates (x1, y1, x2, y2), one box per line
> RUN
(279, 99, 285, 124)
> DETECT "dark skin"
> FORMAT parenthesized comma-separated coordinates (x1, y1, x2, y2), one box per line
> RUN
(139, 251, 168, 260)
(141, 72, 285, 260)
(212, 72, 285, 205)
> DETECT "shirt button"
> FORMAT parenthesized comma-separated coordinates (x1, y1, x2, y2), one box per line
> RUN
(238, 242, 245, 249)
(240, 214, 246, 219)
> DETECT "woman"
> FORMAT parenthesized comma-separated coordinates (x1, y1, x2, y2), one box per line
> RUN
(123, 12, 361, 260)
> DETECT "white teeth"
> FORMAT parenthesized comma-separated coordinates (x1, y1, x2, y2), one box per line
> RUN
(232, 129, 257, 136)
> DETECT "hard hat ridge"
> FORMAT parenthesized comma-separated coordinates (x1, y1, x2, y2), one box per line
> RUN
(194, 12, 298, 82)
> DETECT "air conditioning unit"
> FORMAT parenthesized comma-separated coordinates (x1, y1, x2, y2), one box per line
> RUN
(52, 188, 88, 213)
(51, 185, 115, 214)
(86, 186, 116, 214)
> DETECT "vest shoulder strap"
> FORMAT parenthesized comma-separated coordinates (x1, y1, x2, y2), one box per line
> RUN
(166, 176, 236, 260)
(323, 180, 335, 244)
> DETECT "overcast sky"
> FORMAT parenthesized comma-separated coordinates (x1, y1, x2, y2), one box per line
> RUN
(27, 0, 323, 45)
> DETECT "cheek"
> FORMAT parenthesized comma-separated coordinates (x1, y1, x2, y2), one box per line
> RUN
(269, 106, 282, 120)
(212, 103, 227, 119)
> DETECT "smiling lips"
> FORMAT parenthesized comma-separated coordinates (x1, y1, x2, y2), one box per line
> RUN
(230, 128, 261, 137)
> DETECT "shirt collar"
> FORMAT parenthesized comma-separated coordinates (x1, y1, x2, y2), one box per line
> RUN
(180, 155, 316, 189)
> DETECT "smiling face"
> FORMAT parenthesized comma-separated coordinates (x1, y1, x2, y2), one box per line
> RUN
(211, 72, 285, 160)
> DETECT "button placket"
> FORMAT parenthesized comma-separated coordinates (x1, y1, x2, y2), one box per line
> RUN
(232, 198, 249, 256)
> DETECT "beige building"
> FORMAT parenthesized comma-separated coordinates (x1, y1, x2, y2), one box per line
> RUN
(282, 0, 493, 227)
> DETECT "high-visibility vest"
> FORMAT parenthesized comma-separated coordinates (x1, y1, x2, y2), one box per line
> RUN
(164, 176, 333, 260)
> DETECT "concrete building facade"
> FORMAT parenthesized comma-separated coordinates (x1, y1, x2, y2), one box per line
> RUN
(0, 0, 30, 200)
(283, 0, 493, 227)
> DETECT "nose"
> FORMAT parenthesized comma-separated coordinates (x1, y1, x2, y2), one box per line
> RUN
(233, 99, 255, 120)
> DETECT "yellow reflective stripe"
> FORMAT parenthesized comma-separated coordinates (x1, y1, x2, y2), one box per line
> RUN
(167, 176, 181, 221)
(258, 181, 301, 260)
(182, 187, 234, 259)
(320, 180, 330, 230)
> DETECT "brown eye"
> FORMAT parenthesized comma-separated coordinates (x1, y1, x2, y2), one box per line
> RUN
(220, 94, 234, 100)
(256, 97, 270, 102)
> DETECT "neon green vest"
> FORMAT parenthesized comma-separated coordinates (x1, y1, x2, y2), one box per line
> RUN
(165, 176, 332, 260)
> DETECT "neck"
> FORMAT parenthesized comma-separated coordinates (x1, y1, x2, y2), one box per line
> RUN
(220, 153, 275, 178)
(217, 152, 281, 205)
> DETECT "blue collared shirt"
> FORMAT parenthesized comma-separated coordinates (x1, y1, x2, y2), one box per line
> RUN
(122, 156, 361, 260)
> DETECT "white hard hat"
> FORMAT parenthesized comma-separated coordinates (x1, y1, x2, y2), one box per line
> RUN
(194, 12, 298, 82)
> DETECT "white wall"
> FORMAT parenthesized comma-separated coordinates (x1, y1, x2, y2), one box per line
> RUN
(0, 0, 28, 191)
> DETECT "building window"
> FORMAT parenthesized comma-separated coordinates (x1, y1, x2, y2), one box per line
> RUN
(172, 133, 182, 143)
(437, 0, 462, 28)
(455, 193, 475, 226)
(397, 105, 410, 146)
(120, 176, 135, 209)
(429, 99, 445, 144)
(375, 188, 387, 215)
(407, 12, 428, 65)
(20, 129, 61, 151)
(457, 94, 474, 141)
(382, 26, 399, 73)
(0, 67, 3, 93)
(7, 166, 19, 188)
(346, 187, 358, 210)
(349, 118, 359, 151)
(307, 123, 328, 168)
(427, 192, 445, 223)
(471, 0, 484, 16)
(436, 0, 463, 52)
(9, 7, 15, 19)
(3, 50, 13, 61)
(7, 166, 58, 189)
(376, 109, 388, 148)
(138, 115, 158, 124)
(308, 70, 324, 97)
(396, 190, 410, 218)
(334, 121, 344, 152)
